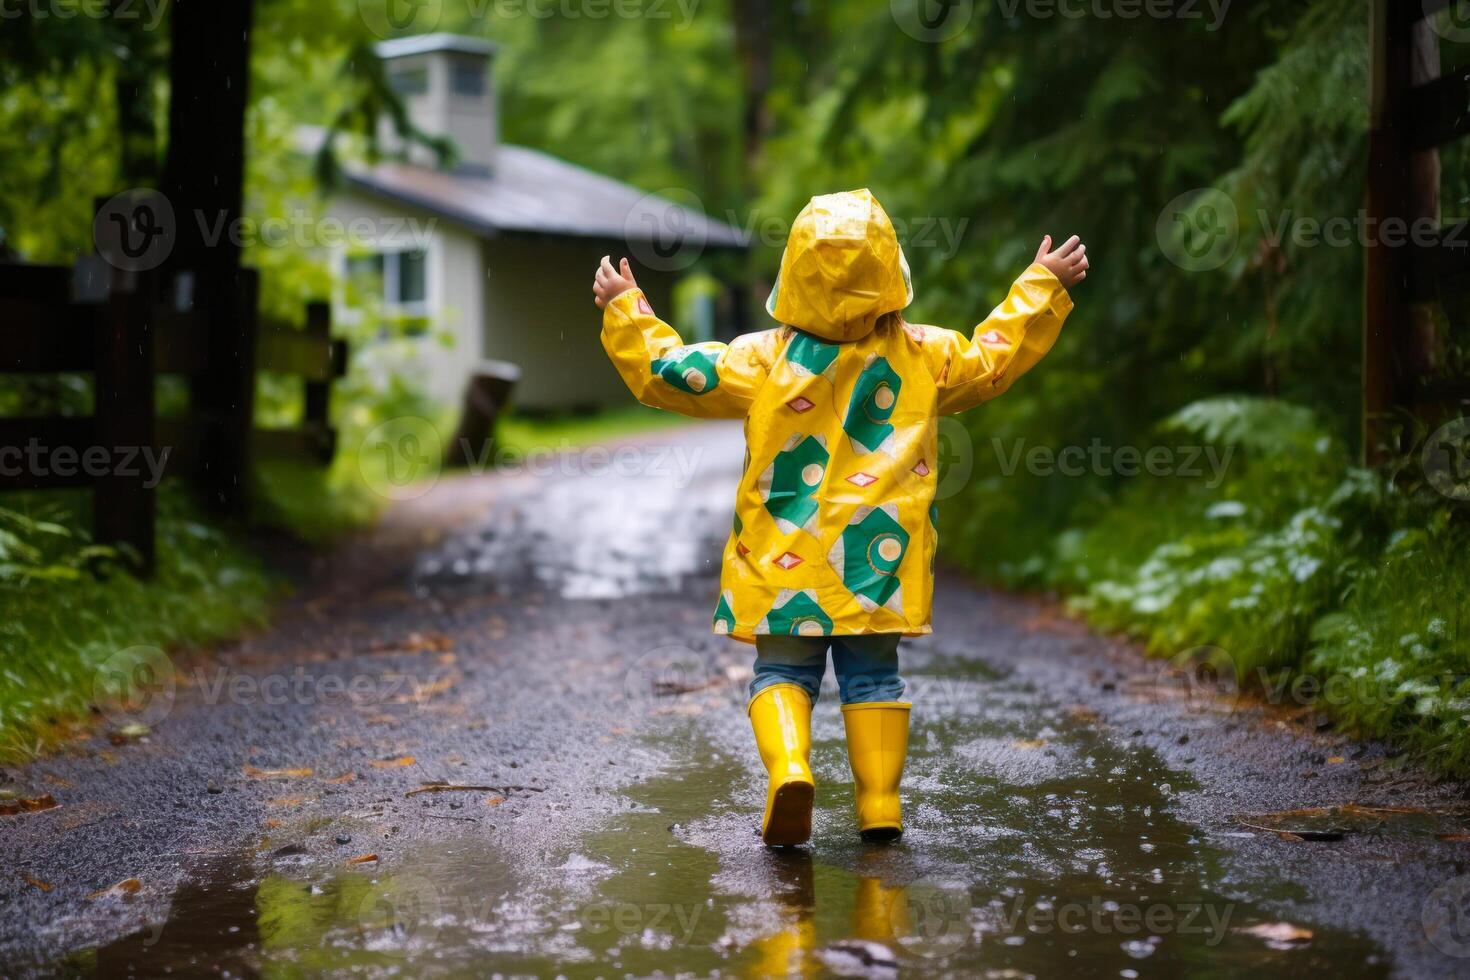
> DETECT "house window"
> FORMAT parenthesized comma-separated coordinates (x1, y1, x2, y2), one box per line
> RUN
(346, 249, 429, 319)
(450, 58, 485, 97)
(389, 66, 428, 96)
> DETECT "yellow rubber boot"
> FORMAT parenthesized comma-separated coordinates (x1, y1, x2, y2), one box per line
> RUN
(841, 701, 911, 842)
(748, 683, 815, 846)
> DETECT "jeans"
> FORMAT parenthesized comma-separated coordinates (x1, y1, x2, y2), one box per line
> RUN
(751, 635, 905, 705)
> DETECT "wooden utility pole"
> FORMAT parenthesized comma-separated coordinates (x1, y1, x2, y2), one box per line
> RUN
(161, 0, 257, 514)
(1365, 0, 1443, 464)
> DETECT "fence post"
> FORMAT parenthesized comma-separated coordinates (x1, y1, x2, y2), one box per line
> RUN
(303, 300, 334, 461)
(92, 267, 156, 573)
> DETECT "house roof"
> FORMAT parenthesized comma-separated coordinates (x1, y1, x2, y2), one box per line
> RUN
(342, 144, 749, 250)
(375, 34, 498, 59)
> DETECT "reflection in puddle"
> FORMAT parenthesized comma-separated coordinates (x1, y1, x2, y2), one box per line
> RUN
(71, 655, 1398, 977)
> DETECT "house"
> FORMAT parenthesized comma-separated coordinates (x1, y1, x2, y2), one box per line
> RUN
(322, 33, 748, 411)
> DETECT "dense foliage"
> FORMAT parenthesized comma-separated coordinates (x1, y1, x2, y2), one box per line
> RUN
(1, 0, 1467, 767)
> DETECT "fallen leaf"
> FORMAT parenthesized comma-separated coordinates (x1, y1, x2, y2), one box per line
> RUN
(322, 772, 358, 785)
(266, 795, 313, 808)
(388, 674, 459, 704)
(1436, 832, 1470, 841)
(370, 756, 416, 769)
(484, 796, 506, 807)
(652, 678, 718, 697)
(22, 875, 52, 892)
(346, 853, 379, 865)
(86, 878, 142, 901)
(1237, 922, 1312, 949)
(1327, 756, 1345, 765)
(244, 765, 314, 780)
(0, 793, 59, 817)
(371, 631, 453, 654)
(1236, 820, 1345, 842)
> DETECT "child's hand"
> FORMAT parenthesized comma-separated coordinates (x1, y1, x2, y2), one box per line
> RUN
(593, 255, 640, 309)
(1035, 235, 1088, 289)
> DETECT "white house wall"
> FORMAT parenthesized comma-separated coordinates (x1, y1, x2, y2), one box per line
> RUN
(480, 235, 680, 412)
(324, 191, 483, 406)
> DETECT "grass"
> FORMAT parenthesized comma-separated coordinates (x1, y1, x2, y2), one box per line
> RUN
(0, 402, 682, 761)
(0, 488, 275, 761)
(493, 403, 690, 459)
(941, 395, 1470, 776)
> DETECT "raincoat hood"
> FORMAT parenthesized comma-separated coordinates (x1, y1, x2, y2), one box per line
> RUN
(765, 189, 913, 343)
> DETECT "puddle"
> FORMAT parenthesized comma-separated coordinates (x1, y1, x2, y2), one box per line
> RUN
(65, 660, 1397, 977)
(413, 427, 742, 602)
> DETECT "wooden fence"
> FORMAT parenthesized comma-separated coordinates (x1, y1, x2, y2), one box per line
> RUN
(1365, 0, 1470, 461)
(0, 260, 346, 573)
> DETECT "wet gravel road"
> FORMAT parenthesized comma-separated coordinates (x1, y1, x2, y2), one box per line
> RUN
(3, 421, 1470, 977)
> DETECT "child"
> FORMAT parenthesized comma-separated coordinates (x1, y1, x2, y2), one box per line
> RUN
(594, 189, 1085, 846)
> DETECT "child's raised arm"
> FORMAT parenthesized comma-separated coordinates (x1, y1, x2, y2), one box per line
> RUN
(595, 256, 774, 420)
(926, 236, 1084, 415)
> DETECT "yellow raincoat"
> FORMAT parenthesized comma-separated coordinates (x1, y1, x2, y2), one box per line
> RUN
(601, 189, 1072, 642)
